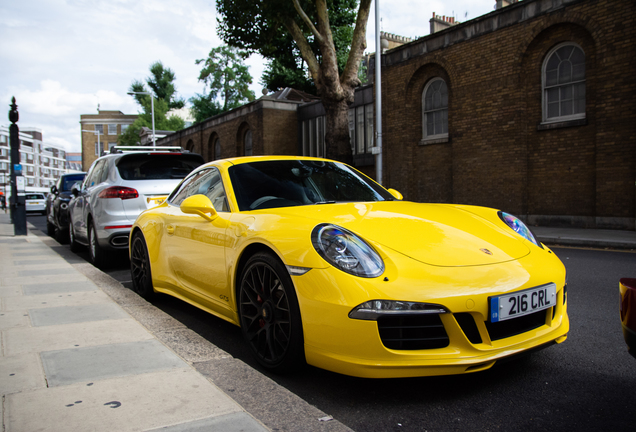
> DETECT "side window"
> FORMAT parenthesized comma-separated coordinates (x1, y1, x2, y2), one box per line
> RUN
(98, 159, 111, 183)
(169, 168, 228, 212)
(422, 78, 449, 140)
(83, 161, 99, 188)
(542, 43, 585, 122)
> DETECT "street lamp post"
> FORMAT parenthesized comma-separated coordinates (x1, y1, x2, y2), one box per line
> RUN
(127, 91, 155, 148)
(81, 129, 102, 154)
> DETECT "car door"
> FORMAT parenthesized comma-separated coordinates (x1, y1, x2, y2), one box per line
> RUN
(71, 159, 104, 242)
(163, 167, 233, 313)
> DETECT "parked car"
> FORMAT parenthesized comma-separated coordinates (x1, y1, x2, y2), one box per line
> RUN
(619, 278, 636, 358)
(46, 172, 87, 240)
(130, 156, 570, 378)
(69, 147, 204, 267)
(25, 193, 47, 215)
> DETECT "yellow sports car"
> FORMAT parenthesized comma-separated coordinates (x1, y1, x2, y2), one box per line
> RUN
(130, 156, 569, 378)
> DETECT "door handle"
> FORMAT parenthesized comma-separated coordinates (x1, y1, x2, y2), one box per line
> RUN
(166, 224, 175, 235)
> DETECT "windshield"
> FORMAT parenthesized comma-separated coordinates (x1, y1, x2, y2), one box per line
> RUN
(117, 153, 204, 180)
(228, 160, 394, 211)
(61, 174, 86, 192)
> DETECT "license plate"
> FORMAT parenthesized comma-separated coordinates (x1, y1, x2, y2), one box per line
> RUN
(489, 283, 557, 323)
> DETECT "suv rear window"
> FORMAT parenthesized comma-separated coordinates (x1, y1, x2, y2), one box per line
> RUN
(25, 194, 45, 200)
(117, 153, 204, 180)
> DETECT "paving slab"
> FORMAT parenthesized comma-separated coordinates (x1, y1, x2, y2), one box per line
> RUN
(0, 285, 22, 298)
(0, 310, 30, 329)
(146, 412, 268, 432)
(30, 303, 130, 326)
(17, 267, 78, 277)
(5, 369, 245, 432)
(0, 353, 47, 394)
(3, 318, 154, 356)
(3, 290, 110, 311)
(41, 339, 189, 386)
(1, 273, 88, 287)
(22, 280, 98, 295)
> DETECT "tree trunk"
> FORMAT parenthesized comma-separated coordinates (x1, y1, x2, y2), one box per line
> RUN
(323, 97, 353, 165)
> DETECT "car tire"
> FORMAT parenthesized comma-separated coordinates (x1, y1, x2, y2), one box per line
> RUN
(46, 219, 56, 236)
(88, 221, 105, 268)
(55, 224, 69, 244)
(238, 251, 305, 373)
(69, 222, 80, 253)
(130, 231, 155, 300)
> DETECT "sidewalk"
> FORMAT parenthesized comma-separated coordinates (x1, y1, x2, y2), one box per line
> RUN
(533, 225, 636, 250)
(0, 213, 351, 432)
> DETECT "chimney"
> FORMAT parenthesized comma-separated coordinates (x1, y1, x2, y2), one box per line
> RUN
(430, 13, 459, 34)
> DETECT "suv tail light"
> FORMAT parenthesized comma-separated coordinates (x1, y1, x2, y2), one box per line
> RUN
(98, 186, 139, 200)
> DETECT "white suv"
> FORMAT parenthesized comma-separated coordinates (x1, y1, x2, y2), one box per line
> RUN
(68, 147, 204, 267)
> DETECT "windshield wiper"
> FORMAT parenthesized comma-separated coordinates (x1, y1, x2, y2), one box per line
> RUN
(313, 200, 336, 205)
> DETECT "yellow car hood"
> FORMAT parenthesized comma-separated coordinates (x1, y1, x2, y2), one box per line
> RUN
(271, 202, 531, 267)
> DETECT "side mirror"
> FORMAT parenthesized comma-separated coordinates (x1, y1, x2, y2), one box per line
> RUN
(50, 185, 58, 195)
(180, 194, 218, 222)
(71, 182, 81, 197)
(387, 188, 403, 201)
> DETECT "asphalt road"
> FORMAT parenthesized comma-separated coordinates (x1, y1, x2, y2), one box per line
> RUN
(28, 214, 636, 432)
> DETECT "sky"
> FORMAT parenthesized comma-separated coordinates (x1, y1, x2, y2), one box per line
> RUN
(0, 0, 497, 153)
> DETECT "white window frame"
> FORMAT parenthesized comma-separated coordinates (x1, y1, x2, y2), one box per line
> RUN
(422, 78, 449, 141)
(542, 42, 586, 123)
(108, 124, 117, 135)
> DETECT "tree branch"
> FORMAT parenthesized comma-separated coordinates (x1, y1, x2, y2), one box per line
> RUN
(340, 0, 372, 88)
(283, 16, 321, 84)
(291, 0, 324, 45)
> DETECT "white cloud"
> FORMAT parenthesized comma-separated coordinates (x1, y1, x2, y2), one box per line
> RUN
(0, 0, 496, 153)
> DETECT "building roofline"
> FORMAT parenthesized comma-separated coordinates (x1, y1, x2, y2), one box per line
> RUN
(372, 0, 587, 70)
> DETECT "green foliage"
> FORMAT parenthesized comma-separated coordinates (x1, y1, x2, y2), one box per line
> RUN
(119, 76, 186, 146)
(189, 93, 223, 124)
(190, 46, 255, 123)
(217, 0, 359, 93)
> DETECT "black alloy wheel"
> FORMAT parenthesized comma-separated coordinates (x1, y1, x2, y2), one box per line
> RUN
(238, 252, 304, 373)
(130, 231, 155, 300)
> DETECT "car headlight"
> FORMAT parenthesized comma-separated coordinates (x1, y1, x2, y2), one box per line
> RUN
(349, 300, 449, 320)
(311, 224, 384, 278)
(499, 211, 543, 249)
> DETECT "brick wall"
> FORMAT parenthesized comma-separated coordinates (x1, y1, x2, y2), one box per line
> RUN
(160, 100, 299, 162)
(380, 0, 636, 229)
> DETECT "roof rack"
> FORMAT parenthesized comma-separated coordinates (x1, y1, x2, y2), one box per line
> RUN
(108, 145, 188, 154)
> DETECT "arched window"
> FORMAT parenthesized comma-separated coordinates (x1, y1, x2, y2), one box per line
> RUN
(214, 137, 221, 160)
(244, 130, 253, 156)
(543, 43, 585, 122)
(422, 78, 448, 140)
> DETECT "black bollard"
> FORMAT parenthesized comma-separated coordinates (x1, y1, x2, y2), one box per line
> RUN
(9, 97, 27, 235)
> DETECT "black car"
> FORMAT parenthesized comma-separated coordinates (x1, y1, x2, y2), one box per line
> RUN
(46, 172, 87, 241)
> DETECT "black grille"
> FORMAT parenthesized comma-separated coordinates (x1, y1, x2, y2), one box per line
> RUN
(454, 313, 483, 344)
(485, 309, 548, 341)
(377, 314, 449, 350)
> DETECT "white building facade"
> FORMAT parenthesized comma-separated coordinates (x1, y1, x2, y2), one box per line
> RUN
(0, 126, 70, 194)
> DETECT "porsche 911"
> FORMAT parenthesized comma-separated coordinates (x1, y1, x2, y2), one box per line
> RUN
(130, 156, 569, 378)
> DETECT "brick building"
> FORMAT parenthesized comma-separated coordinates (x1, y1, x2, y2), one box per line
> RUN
(156, 0, 634, 230)
(79, 109, 137, 170)
(374, 0, 635, 230)
(158, 89, 317, 160)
